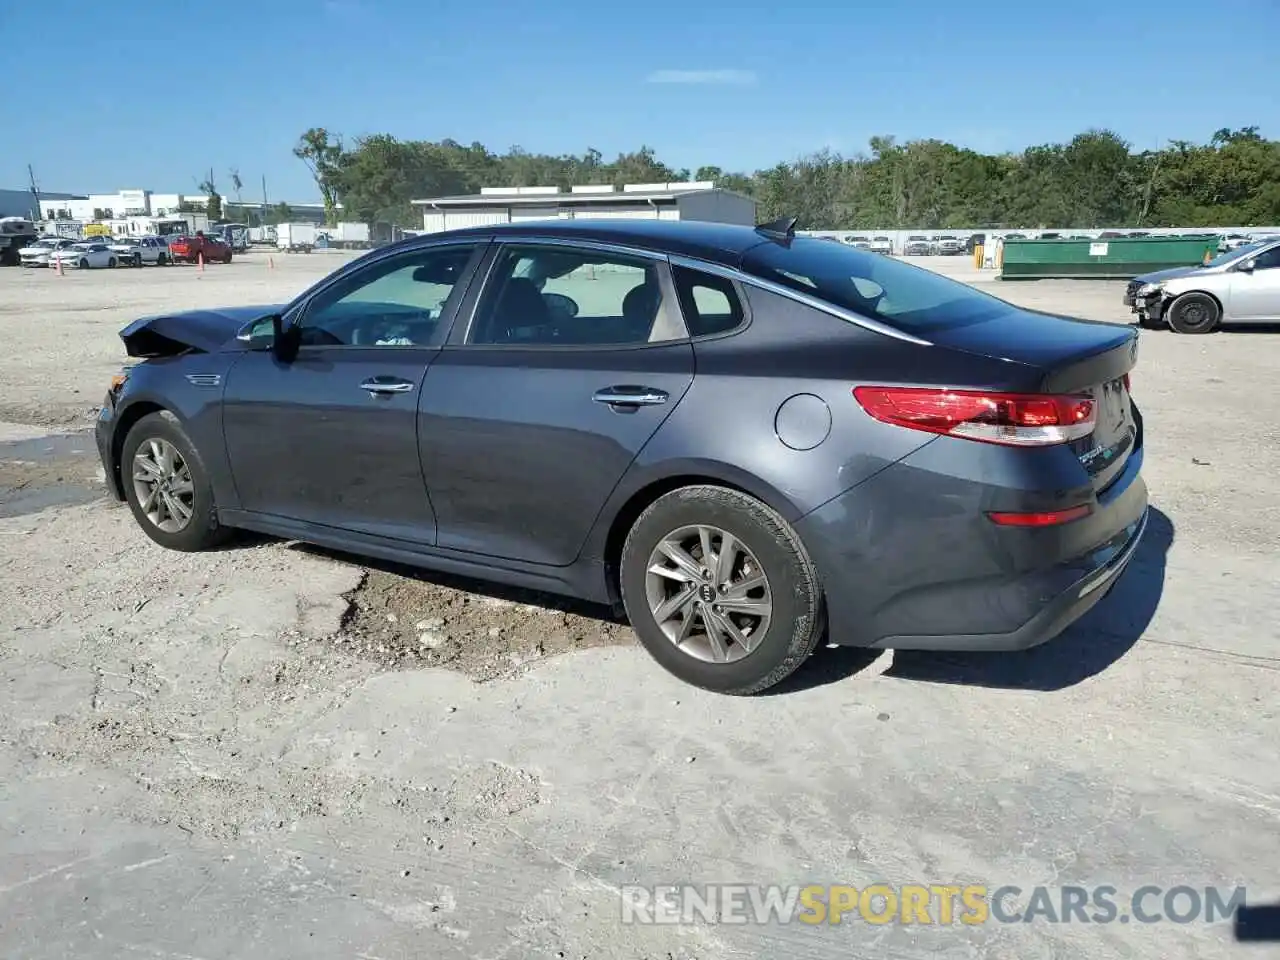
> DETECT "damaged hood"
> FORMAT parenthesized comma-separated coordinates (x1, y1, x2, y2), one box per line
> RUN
(120, 304, 284, 357)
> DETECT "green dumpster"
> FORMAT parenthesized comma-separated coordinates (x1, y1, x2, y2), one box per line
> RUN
(999, 236, 1217, 280)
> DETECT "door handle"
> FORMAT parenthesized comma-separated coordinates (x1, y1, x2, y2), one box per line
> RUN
(593, 386, 669, 407)
(360, 377, 415, 396)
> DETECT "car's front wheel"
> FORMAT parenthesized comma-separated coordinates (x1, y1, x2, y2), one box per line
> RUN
(121, 411, 231, 551)
(620, 485, 825, 695)
(1167, 292, 1221, 334)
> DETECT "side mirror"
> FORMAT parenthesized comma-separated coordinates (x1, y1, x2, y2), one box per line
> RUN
(270, 313, 301, 363)
(236, 313, 298, 362)
(1238, 259, 1256, 273)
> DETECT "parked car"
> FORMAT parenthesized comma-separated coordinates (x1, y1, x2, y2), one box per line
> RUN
(842, 235, 872, 250)
(169, 232, 232, 264)
(110, 236, 171, 267)
(903, 235, 930, 255)
(1219, 234, 1252, 253)
(49, 241, 118, 269)
(1127, 237, 1280, 333)
(869, 236, 893, 255)
(934, 235, 964, 256)
(0, 217, 40, 266)
(96, 219, 1147, 695)
(18, 236, 79, 267)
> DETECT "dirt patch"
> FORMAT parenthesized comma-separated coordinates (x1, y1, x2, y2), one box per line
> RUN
(0, 429, 105, 517)
(332, 568, 636, 679)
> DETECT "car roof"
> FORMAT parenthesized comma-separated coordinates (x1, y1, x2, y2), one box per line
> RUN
(405, 219, 777, 267)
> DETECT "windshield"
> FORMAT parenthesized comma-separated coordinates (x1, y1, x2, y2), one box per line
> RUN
(1203, 241, 1269, 268)
(742, 237, 1018, 334)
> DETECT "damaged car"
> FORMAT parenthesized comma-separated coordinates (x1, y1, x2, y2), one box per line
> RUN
(1128, 237, 1280, 333)
(97, 219, 1147, 695)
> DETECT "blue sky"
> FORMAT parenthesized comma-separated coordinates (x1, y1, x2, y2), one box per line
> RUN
(2, 0, 1277, 202)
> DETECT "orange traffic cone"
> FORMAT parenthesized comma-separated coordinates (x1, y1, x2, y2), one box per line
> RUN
(55, 255, 63, 276)
(268, 256, 275, 270)
(198, 251, 205, 272)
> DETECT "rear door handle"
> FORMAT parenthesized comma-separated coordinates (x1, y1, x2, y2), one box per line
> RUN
(360, 376, 415, 396)
(593, 386, 669, 407)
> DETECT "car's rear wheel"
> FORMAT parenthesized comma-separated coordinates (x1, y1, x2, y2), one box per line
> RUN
(620, 485, 825, 695)
(156, 252, 167, 265)
(121, 412, 231, 552)
(132, 253, 142, 267)
(1167, 292, 1220, 334)
(79, 258, 89, 269)
(107, 256, 117, 268)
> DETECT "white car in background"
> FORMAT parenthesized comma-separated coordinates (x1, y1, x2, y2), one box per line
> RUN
(109, 235, 171, 266)
(48, 241, 119, 270)
(869, 236, 893, 255)
(18, 236, 79, 267)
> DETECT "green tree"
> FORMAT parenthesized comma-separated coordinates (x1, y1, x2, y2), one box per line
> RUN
(294, 128, 345, 225)
(300, 126, 1280, 232)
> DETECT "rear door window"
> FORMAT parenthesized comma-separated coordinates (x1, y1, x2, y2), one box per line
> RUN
(742, 237, 1017, 335)
(670, 266, 745, 337)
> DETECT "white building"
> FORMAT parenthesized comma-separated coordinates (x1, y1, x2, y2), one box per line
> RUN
(38, 189, 213, 221)
(412, 182, 757, 234)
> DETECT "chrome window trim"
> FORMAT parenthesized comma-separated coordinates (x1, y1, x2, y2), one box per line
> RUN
(668, 255, 933, 346)
(484, 234, 670, 261)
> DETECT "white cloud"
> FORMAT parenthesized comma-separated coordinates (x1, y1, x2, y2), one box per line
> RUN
(645, 69, 757, 86)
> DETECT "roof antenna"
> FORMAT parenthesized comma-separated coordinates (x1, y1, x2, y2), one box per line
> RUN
(755, 216, 798, 241)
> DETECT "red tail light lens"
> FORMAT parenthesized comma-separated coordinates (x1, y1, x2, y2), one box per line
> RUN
(988, 505, 1092, 527)
(853, 387, 1096, 447)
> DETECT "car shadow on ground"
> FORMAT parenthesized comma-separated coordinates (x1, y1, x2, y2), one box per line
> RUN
(274, 507, 1171, 697)
(774, 506, 1174, 695)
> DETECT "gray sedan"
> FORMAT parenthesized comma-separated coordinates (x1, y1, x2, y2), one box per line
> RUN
(94, 219, 1147, 694)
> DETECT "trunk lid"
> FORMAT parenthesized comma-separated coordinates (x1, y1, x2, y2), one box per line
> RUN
(928, 309, 1140, 495)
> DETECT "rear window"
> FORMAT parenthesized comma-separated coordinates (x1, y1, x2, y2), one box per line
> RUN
(741, 237, 1016, 334)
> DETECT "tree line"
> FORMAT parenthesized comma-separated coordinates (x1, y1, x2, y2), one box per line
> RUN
(292, 126, 1280, 230)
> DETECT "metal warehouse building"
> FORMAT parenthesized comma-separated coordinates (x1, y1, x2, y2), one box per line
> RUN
(412, 181, 756, 233)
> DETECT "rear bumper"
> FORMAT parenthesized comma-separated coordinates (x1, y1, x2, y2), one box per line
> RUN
(867, 506, 1147, 651)
(795, 436, 1149, 652)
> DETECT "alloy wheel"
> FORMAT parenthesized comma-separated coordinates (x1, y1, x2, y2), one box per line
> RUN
(644, 524, 773, 663)
(132, 438, 196, 533)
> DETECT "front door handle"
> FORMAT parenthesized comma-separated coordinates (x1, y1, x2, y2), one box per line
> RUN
(593, 386, 669, 408)
(360, 376, 415, 396)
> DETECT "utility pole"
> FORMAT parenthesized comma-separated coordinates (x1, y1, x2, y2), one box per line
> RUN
(27, 164, 41, 220)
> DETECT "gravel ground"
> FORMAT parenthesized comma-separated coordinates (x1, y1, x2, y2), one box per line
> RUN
(1, 251, 1278, 959)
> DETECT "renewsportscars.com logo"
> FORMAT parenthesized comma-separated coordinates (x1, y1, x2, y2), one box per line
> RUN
(620, 884, 1248, 926)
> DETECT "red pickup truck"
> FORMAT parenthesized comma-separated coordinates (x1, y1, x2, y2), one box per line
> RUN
(168, 232, 232, 264)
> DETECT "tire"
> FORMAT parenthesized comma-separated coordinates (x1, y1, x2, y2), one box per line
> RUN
(157, 253, 167, 266)
(620, 485, 825, 695)
(1167, 292, 1220, 334)
(108, 257, 117, 268)
(120, 411, 231, 552)
(133, 254, 142, 268)
(223, 252, 233, 264)
(79, 259, 89, 270)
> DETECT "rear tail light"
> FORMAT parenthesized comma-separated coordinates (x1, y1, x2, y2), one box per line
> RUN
(853, 386, 1095, 447)
(988, 505, 1092, 527)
